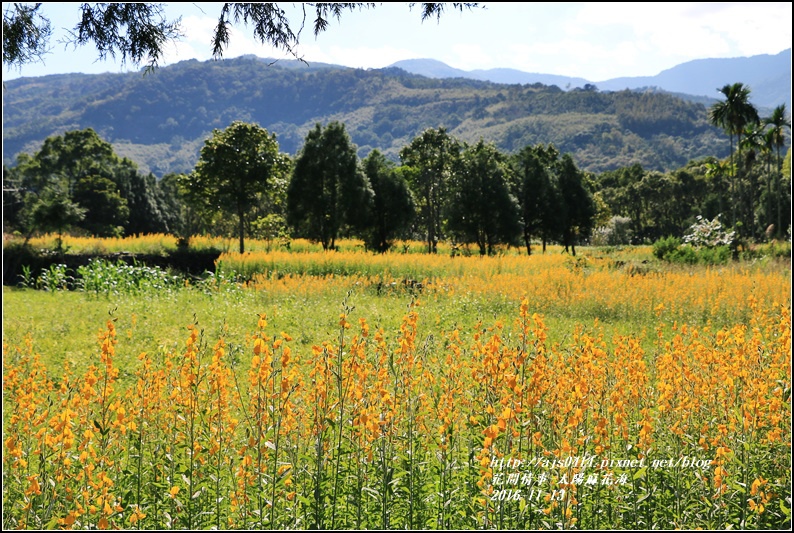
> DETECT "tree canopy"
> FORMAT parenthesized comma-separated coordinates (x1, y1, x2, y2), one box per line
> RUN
(556, 153, 596, 256)
(2, 2, 51, 68)
(287, 121, 373, 250)
(708, 82, 761, 228)
(510, 144, 563, 255)
(1, 127, 177, 240)
(399, 127, 462, 253)
(3, 2, 479, 72)
(4, 111, 789, 254)
(181, 121, 290, 253)
(446, 140, 521, 255)
(361, 149, 415, 253)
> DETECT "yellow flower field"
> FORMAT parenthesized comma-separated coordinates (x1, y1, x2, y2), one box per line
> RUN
(2, 240, 791, 529)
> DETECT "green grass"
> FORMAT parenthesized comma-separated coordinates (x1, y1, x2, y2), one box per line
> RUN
(1, 284, 634, 387)
(3, 243, 789, 384)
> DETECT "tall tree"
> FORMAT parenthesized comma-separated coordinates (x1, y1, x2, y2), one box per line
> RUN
(708, 83, 760, 228)
(361, 150, 415, 253)
(113, 160, 174, 235)
(182, 121, 289, 253)
(633, 170, 693, 241)
(781, 148, 792, 238)
(400, 127, 461, 253)
(761, 127, 777, 234)
(740, 122, 771, 238)
(703, 157, 732, 221)
(72, 174, 130, 237)
(446, 140, 520, 255)
(286, 121, 373, 250)
(3, 128, 150, 238)
(159, 172, 204, 241)
(510, 144, 562, 255)
(764, 104, 791, 238)
(4, 3, 478, 71)
(594, 163, 646, 240)
(34, 128, 118, 195)
(28, 185, 86, 252)
(557, 154, 595, 256)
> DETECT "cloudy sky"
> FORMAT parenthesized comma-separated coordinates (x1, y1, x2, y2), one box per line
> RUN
(3, 2, 791, 81)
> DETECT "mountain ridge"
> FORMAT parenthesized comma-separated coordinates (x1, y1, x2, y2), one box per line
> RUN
(389, 48, 791, 112)
(3, 50, 789, 179)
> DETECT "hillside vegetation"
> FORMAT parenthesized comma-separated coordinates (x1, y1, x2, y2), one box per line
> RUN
(3, 56, 728, 176)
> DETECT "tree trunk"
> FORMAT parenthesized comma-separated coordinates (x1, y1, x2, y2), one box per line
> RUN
(777, 146, 782, 239)
(749, 169, 757, 240)
(426, 203, 435, 254)
(238, 209, 245, 254)
(477, 230, 486, 256)
(729, 134, 736, 227)
(767, 163, 773, 235)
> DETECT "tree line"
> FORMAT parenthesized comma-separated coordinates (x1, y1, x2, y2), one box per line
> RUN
(3, 88, 790, 255)
(2, 122, 594, 256)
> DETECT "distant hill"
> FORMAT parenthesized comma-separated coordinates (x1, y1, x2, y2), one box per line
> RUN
(392, 49, 792, 113)
(3, 56, 737, 178)
(390, 58, 591, 90)
(596, 49, 791, 113)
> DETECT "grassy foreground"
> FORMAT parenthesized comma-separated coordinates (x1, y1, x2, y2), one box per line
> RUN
(2, 240, 791, 529)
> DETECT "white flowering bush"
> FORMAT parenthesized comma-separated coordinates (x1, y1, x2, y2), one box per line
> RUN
(682, 215, 736, 248)
(591, 216, 633, 246)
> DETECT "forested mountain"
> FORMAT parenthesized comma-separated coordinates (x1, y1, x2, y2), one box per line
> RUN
(3, 55, 736, 177)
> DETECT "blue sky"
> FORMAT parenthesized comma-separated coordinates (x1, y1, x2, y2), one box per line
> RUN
(3, 2, 792, 82)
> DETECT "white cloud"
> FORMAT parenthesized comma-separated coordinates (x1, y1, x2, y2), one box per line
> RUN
(160, 14, 221, 64)
(3, 2, 790, 81)
(127, 3, 794, 79)
(449, 44, 492, 71)
(295, 44, 420, 69)
(504, 2, 792, 80)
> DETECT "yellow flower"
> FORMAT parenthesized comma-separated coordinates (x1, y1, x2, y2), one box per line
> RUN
(748, 499, 765, 514)
(128, 506, 146, 524)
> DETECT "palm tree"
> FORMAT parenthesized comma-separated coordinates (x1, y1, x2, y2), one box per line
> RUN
(764, 104, 791, 238)
(740, 123, 769, 239)
(762, 127, 777, 234)
(708, 83, 760, 229)
(703, 158, 732, 219)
